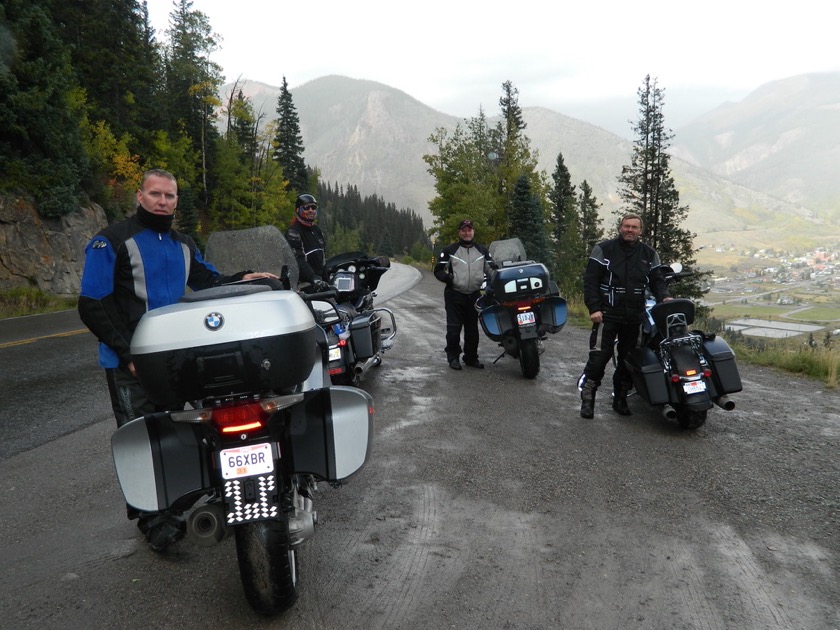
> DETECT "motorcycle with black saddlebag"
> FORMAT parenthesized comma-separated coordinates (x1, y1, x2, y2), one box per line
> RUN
(315, 251, 397, 386)
(624, 263, 742, 429)
(475, 239, 567, 378)
(111, 281, 373, 615)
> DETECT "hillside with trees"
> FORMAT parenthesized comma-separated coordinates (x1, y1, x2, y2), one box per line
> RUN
(0, 0, 429, 261)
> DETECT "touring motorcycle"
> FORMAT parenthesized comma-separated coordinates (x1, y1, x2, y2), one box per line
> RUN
(314, 251, 397, 386)
(475, 245, 567, 378)
(111, 281, 373, 615)
(624, 263, 742, 429)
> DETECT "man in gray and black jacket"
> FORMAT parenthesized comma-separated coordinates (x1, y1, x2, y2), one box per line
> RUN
(434, 219, 495, 370)
(579, 213, 671, 418)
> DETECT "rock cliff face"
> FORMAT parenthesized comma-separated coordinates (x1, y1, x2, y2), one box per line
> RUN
(0, 196, 107, 297)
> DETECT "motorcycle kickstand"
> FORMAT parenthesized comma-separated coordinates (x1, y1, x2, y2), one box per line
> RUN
(493, 350, 507, 364)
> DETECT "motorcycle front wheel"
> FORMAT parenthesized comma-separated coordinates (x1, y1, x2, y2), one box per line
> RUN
(676, 407, 707, 430)
(235, 519, 299, 616)
(519, 338, 540, 379)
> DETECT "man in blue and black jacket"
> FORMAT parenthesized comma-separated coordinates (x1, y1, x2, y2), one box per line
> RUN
(78, 168, 275, 550)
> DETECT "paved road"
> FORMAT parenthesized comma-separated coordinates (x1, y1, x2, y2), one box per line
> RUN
(0, 269, 838, 629)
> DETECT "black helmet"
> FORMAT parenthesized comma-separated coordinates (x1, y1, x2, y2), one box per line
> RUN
(295, 193, 317, 209)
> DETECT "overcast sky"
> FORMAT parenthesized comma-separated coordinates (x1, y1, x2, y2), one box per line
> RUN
(146, 0, 838, 127)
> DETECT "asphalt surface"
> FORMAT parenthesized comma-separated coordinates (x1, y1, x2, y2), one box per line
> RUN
(0, 268, 838, 629)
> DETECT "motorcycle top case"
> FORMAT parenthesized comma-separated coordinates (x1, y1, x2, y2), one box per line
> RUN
(131, 285, 319, 405)
(490, 262, 551, 301)
(111, 386, 374, 512)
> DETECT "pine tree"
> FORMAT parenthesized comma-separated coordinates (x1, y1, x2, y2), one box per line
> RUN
(0, 0, 89, 216)
(548, 152, 583, 293)
(617, 75, 704, 300)
(578, 180, 604, 255)
(163, 0, 223, 205)
(509, 175, 550, 263)
(272, 76, 308, 194)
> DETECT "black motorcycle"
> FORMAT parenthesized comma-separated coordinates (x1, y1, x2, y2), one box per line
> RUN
(476, 260, 567, 378)
(112, 281, 373, 615)
(314, 251, 397, 386)
(624, 264, 742, 429)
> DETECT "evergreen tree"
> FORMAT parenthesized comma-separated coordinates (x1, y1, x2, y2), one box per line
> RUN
(509, 175, 550, 263)
(163, 0, 223, 206)
(578, 179, 604, 254)
(0, 0, 89, 216)
(548, 152, 583, 293)
(424, 81, 542, 243)
(617, 75, 704, 300)
(272, 76, 308, 194)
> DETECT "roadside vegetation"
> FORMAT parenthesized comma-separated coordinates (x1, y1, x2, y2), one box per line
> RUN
(0, 287, 77, 319)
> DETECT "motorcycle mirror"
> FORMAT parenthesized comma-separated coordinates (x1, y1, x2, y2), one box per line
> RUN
(669, 262, 683, 274)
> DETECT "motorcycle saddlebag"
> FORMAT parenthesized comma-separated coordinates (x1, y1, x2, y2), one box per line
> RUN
(478, 303, 512, 341)
(625, 347, 670, 405)
(490, 262, 551, 301)
(287, 386, 374, 482)
(702, 336, 743, 394)
(538, 296, 567, 334)
(112, 413, 211, 513)
(350, 312, 382, 360)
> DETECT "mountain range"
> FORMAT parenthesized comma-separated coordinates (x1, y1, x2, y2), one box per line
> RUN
(225, 73, 840, 265)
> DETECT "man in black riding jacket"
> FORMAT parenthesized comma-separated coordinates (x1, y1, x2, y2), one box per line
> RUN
(579, 212, 671, 419)
(78, 168, 276, 551)
(285, 193, 329, 292)
(434, 219, 495, 370)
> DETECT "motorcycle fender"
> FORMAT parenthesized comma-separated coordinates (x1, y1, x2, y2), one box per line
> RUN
(518, 323, 539, 339)
(288, 386, 373, 482)
(111, 413, 210, 512)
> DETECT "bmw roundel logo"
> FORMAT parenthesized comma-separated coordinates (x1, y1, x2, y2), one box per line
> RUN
(204, 312, 224, 331)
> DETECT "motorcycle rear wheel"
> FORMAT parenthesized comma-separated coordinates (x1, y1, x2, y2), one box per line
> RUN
(235, 519, 299, 616)
(519, 338, 540, 379)
(676, 407, 707, 430)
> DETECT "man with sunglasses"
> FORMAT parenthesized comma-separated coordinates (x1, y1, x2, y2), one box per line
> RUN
(286, 193, 329, 292)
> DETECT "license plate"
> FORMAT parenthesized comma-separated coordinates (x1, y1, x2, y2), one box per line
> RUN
(329, 345, 342, 362)
(683, 380, 707, 395)
(220, 443, 274, 480)
(517, 311, 536, 326)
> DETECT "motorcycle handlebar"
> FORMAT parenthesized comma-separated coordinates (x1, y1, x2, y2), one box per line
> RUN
(300, 288, 339, 302)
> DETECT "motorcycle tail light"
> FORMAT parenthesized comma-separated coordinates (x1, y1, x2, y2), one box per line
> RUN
(685, 368, 698, 377)
(212, 402, 268, 434)
(703, 368, 713, 378)
(671, 374, 681, 383)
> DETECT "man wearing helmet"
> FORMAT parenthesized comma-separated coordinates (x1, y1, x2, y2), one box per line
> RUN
(286, 193, 329, 292)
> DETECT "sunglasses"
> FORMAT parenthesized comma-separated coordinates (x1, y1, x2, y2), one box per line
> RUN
(302, 204, 318, 211)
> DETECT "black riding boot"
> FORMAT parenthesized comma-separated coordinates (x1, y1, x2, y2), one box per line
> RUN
(580, 379, 598, 419)
(612, 388, 632, 416)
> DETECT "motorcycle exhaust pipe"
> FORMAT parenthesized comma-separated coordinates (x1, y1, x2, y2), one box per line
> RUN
(187, 503, 228, 547)
(714, 395, 735, 411)
(662, 405, 678, 421)
(353, 355, 379, 376)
